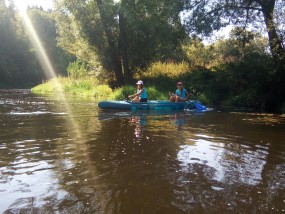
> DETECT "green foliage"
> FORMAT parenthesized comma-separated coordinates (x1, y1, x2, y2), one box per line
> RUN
(136, 61, 193, 96)
(93, 85, 113, 100)
(31, 28, 278, 112)
(0, 2, 41, 88)
(184, 29, 276, 108)
(146, 86, 168, 100)
(182, 37, 214, 68)
(0, 4, 74, 88)
(32, 76, 112, 100)
(27, 8, 75, 77)
(183, 0, 285, 111)
(32, 78, 63, 93)
(139, 61, 189, 78)
(54, 0, 187, 84)
(109, 85, 136, 100)
(67, 60, 88, 79)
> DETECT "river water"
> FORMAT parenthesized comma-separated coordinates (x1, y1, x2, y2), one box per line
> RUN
(0, 89, 285, 213)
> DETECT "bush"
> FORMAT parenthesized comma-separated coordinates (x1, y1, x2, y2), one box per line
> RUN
(139, 61, 189, 78)
(67, 60, 89, 79)
(93, 85, 112, 100)
(137, 61, 194, 94)
(146, 86, 168, 100)
(108, 85, 136, 100)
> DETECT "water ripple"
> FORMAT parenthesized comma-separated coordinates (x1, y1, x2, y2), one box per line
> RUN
(177, 136, 268, 185)
(8, 111, 67, 115)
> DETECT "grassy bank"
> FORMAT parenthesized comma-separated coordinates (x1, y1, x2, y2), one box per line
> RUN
(31, 62, 207, 102)
(32, 77, 112, 100)
(31, 76, 169, 101)
(31, 60, 285, 112)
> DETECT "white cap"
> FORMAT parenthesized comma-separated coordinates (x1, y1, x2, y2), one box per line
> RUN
(136, 80, 143, 85)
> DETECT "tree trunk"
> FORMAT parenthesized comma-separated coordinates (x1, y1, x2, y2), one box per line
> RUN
(260, 0, 285, 112)
(111, 49, 125, 86)
(119, 4, 132, 84)
(260, 0, 285, 65)
(96, 0, 124, 85)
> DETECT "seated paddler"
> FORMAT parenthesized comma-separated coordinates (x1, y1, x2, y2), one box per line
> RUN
(169, 82, 189, 102)
(128, 80, 147, 102)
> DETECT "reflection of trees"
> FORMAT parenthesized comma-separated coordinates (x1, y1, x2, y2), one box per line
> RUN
(85, 111, 192, 213)
(260, 128, 285, 212)
(174, 112, 285, 212)
(3, 93, 285, 213)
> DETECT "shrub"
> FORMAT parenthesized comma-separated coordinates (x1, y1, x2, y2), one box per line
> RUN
(147, 86, 168, 100)
(67, 60, 89, 79)
(138, 61, 189, 78)
(136, 61, 194, 94)
(109, 85, 136, 100)
(93, 85, 112, 100)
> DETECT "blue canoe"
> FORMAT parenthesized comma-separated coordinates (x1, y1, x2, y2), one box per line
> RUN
(98, 100, 207, 111)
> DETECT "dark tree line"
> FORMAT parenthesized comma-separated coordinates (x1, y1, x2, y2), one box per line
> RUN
(0, 0, 73, 88)
(0, 0, 40, 88)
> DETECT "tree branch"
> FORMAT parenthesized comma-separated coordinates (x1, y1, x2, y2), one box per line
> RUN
(237, 6, 262, 11)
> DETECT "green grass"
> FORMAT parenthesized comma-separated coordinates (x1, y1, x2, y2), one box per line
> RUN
(31, 62, 199, 102)
(32, 77, 112, 100)
(32, 76, 170, 101)
(31, 62, 202, 101)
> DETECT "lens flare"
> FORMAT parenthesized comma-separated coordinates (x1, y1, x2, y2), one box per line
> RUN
(17, 7, 83, 140)
(13, 0, 27, 12)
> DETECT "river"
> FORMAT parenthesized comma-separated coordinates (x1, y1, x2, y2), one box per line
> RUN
(0, 89, 285, 213)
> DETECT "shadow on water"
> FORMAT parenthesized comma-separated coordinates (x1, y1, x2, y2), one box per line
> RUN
(1, 90, 285, 213)
(91, 109, 285, 213)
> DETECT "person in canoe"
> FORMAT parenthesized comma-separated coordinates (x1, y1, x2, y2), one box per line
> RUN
(128, 80, 147, 102)
(169, 82, 189, 102)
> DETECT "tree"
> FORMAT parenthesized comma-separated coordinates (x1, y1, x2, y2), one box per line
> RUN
(27, 7, 75, 77)
(183, 0, 285, 112)
(184, 28, 274, 109)
(0, 1, 73, 88)
(0, 0, 42, 88)
(54, 0, 186, 86)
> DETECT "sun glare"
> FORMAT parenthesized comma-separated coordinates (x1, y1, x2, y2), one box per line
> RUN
(17, 3, 83, 141)
(13, 0, 27, 12)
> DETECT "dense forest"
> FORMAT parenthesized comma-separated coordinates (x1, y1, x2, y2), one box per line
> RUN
(0, 0, 285, 112)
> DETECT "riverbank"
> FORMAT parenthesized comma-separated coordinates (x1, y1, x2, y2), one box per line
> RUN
(31, 76, 168, 101)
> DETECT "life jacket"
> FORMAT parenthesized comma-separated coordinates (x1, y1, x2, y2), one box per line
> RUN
(138, 87, 147, 99)
(175, 88, 187, 98)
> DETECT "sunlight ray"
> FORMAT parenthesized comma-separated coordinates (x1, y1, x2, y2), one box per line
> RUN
(18, 8, 83, 141)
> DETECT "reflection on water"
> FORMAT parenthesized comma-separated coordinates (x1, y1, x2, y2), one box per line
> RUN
(177, 135, 268, 185)
(1, 90, 285, 213)
(129, 116, 146, 139)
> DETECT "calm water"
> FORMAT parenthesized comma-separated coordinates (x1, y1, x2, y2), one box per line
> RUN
(0, 90, 285, 213)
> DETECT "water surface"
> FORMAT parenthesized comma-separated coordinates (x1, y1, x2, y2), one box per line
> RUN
(0, 90, 285, 213)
